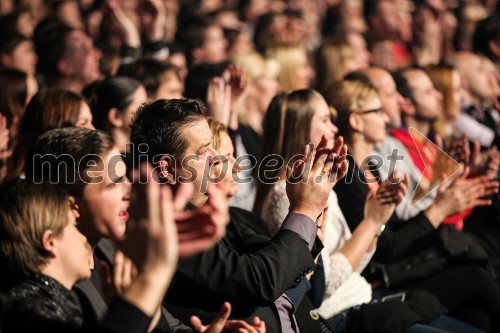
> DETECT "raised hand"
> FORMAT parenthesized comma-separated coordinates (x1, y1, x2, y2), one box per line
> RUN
(108, 162, 178, 316)
(191, 302, 266, 333)
(206, 77, 232, 127)
(173, 182, 229, 258)
(225, 64, 248, 130)
(106, 0, 141, 48)
(140, 0, 167, 42)
(286, 135, 348, 221)
(434, 167, 499, 218)
(470, 140, 499, 178)
(365, 172, 409, 226)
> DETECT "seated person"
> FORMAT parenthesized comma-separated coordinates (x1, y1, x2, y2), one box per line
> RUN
(25, 127, 257, 332)
(256, 89, 483, 333)
(0, 175, 176, 333)
(130, 98, 338, 331)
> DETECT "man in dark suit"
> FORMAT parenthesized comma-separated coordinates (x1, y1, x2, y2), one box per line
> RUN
(130, 98, 347, 331)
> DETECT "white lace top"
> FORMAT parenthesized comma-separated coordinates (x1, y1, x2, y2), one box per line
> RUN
(260, 181, 373, 319)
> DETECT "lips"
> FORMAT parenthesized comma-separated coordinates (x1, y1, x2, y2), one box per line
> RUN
(118, 210, 129, 221)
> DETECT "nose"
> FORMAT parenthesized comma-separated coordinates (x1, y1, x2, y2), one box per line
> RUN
(330, 122, 338, 134)
(93, 46, 102, 60)
(434, 89, 442, 101)
(231, 157, 241, 173)
(383, 112, 390, 124)
(208, 146, 222, 166)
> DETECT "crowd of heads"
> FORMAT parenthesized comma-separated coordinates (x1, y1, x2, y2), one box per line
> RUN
(0, 0, 499, 332)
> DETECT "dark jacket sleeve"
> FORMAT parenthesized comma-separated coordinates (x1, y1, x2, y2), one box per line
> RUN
(173, 231, 315, 304)
(166, 214, 317, 317)
(335, 156, 436, 262)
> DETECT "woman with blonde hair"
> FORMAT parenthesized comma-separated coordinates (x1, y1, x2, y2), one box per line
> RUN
(329, 79, 500, 333)
(254, 88, 486, 333)
(424, 64, 463, 145)
(232, 51, 281, 159)
(316, 36, 367, 93)
(266, 43, 314, 91)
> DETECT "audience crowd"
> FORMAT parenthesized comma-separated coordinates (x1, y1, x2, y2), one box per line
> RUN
(0, 0, 499, 332)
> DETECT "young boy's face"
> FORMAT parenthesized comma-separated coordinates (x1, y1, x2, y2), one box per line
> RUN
(76, 147, 131, 246)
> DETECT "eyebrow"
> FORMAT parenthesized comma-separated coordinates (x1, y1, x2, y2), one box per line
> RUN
(197, 141, 211, 151)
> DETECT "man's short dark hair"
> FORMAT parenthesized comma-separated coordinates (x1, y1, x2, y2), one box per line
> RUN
(344, 70, 377, 89)
(25, 127, 115, 197)
(393, 69, 414, 101)
(473, 15, 500, 60)
(130, 98, 206, 165)
(119, 59, 181, 98)
(33, 18, 73, 82)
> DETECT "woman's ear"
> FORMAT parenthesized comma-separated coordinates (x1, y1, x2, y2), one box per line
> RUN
(158, 155, 176, 184)
(41, 230, 57, 257)
(107, 108, 124, 128)
(348, 113, 363, 133)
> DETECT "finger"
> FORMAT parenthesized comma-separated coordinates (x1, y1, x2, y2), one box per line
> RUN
(208, 302, 231, 332)
(146, 163, 161, 229)
(173, 182, 194, 212)
(332, 136, 344, 156)
(435, 133, 443, 150)
(471, 199, 492, 208)
(311, 149, 330, 176)
(190, 316, 204, 331)
(224, 321, 256, 331)
(316, 134, 330, 152)
(122, 256, 132, 288)
(114, 250, 124, 291)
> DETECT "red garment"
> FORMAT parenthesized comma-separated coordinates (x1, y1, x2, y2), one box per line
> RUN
(391, 128, 471, 230)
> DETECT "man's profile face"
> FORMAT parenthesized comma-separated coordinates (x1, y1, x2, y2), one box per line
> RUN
(176, 119, 219, 207)
(63, 30, 101, 84)
(367, 68, 402, 128)
(406, 70, 442, 121)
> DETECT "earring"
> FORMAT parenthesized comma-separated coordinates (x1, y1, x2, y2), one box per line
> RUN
(357, 132, 365, 142)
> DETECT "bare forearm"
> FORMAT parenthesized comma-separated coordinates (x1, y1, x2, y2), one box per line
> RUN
(340, 219, 380, 270)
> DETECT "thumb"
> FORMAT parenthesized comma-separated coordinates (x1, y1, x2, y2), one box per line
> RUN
(173, 182, 194, 212)
(435, 133, 443, 150)
(190, 316, 204, 332)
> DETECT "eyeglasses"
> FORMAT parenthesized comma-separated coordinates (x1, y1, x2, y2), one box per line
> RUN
(355, 108, 385, 115)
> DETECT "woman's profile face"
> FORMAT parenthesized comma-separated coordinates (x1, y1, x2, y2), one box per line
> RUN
(449, 70, 462, 119)
(353, 96, 388, 144)
(309, 96, 338, 147)
(294, 54, 314, 90)
(120, 86, 148, 134)
(77, 102, 94, 129)
(213, 131, 239, 199)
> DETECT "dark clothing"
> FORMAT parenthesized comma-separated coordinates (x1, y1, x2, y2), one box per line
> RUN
(334, 155, 500, 332)
(0, 274, 152, 333)
(73, 239, 191, 333)
(165, 207, 321, 329)
(335, 155, 437, 263)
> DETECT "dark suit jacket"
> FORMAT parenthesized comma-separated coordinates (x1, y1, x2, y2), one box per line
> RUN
(72, 239, 191, 333)
(164, 207, 318, 326)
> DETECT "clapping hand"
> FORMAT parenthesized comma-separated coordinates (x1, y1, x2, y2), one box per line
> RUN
(286, 135, 348, 221)
(191, 302, 266, 333)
